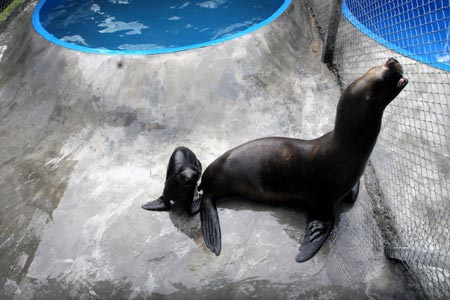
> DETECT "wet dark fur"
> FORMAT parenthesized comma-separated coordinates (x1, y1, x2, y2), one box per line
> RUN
(198, 58, 408, 262)
(142, 146, 202, 214)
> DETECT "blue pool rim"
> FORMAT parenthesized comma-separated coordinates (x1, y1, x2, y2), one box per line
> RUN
(342, 1, 450, 72)
(32, 0, 292, 55)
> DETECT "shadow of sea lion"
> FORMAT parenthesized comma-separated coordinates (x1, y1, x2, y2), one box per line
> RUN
(168, 194, 202, 240)
(219, 196, 355, 245)
(162, 186, 355, 254)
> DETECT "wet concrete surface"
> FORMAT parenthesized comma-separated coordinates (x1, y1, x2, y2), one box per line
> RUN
(0, 1, 415, 299)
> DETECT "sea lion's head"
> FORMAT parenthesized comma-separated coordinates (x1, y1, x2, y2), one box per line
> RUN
(335, 59, 408, 142)
(346, 58, 408, 110)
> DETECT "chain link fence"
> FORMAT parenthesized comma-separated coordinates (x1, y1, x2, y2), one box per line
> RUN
(309, 0, 450, 299)
(305, 0, 333, 39)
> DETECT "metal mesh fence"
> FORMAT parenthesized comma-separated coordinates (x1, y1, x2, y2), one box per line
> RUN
(308, 0, 450, 299)
(305, 0, 333, 39)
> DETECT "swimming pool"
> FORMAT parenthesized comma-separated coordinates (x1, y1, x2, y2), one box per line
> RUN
(343, 0, 450, 72)
(32, 0, 291, 55)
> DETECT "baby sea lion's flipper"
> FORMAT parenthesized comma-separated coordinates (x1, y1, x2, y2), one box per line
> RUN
(200, 196, 221, 256)
(189, 197, 201, 215)
(182, 193, 200, 215)
(341, 180, 360, 204)
(141, 197, 170, 211)
(295, 211, 334, 262)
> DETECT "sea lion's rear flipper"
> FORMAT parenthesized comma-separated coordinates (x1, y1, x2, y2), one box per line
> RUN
(200, 196, 221, 256)
(342, 180, 360, 204)
(141, 197, 170, 211)
(295, 211, 334, 262)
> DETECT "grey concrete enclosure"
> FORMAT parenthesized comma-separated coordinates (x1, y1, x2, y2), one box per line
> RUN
(0, 1, 421, 299)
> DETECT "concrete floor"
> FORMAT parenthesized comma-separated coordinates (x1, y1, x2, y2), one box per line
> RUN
(0, 1, 415, 299)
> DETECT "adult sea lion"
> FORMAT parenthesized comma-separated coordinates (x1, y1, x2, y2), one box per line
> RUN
(198, 58, 408, 262)
(142, 146, 202, 215)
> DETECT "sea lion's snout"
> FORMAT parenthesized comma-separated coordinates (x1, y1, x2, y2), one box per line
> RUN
(397, 77, 408, 89)
(385, 58, 408, 90)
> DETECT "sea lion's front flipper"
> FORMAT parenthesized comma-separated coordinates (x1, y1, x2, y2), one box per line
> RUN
(200, 196, 221, 256)
(189, 197, 201, 215)
(295, 211, 334, 262)
(342, 180, 360, 204)
(141, 197, 170, 211)
(182, 190, 201, 215)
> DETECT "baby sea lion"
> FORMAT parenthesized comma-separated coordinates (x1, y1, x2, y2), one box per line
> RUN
(198, 58, 408, 262)
(142, 146, 202, 215)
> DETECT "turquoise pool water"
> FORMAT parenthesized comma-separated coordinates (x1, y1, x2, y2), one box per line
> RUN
(32, 0, 291, 55)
